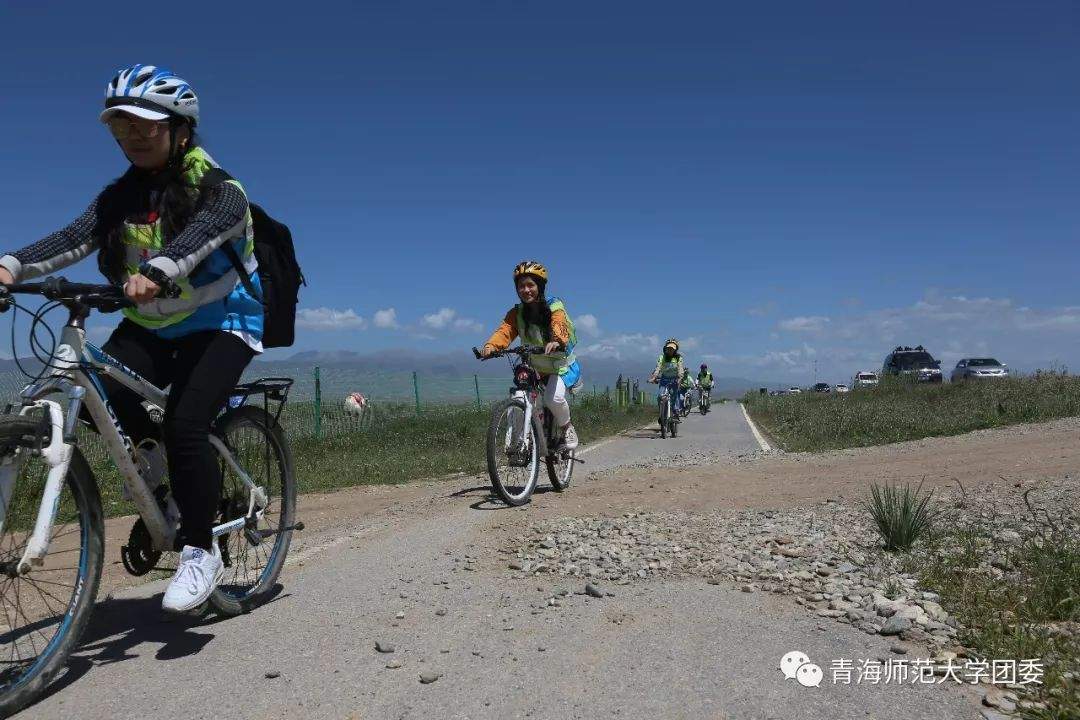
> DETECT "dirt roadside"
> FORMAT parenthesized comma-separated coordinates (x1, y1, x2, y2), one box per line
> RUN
(511, 415, 1080, 521)
(94, 416, 1079, 599)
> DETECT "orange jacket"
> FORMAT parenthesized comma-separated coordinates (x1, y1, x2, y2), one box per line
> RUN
(485, 306, 570, 351)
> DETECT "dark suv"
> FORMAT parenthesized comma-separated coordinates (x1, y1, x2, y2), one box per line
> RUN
(882, 345, 943, 383)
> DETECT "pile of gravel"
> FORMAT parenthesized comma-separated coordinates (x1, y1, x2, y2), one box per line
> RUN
(502, 477, 1077, 652)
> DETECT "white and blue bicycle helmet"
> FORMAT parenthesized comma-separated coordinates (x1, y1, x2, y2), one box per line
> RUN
(101, 65, 199, 125)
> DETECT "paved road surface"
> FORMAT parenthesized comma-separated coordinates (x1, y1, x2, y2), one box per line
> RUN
(20, 402, 979, 720)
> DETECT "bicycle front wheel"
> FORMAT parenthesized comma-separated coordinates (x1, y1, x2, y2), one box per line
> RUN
(486, 398, 539, 506)
(209, 406, 296, 616)
(658, 397, 668, 439)
(0, 416, 103, 718)
(546, 446, 575, 492)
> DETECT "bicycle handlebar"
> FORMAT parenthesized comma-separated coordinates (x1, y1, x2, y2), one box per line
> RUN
(0, 275, 182, 313)
(472, 345, 546, 361)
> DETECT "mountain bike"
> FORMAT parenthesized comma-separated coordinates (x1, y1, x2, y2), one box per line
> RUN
(0, 278, 302, 717)
(650, 378, 679, 439)
(474, 346, 576, 506)
(699, 387, 711, 415)
(680, 387, 694, 418)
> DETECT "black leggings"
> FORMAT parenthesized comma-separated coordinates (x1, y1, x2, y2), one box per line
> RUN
(96, 321, 255, 550)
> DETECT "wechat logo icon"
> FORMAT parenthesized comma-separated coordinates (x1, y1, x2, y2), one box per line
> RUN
(780, 650, 823, 688)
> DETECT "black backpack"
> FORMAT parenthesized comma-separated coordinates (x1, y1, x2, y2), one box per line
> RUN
(201, 169, 306, 348)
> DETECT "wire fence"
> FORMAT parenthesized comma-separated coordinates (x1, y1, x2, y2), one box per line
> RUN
(282, 367, 649, 441)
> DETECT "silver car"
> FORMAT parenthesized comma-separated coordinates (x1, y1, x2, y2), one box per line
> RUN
(951, 358, 1009, 382)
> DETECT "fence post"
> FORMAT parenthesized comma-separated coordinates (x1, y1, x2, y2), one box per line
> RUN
(314, 366, 322, 441)
(474, 374, 482, 411)
(413, 371, 421, 416)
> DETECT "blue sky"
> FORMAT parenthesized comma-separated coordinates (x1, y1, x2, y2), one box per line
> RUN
(1, 1, 1078, 383)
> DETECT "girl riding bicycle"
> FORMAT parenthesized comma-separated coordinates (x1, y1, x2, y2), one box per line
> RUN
(0, 65, 261, 613)
(649, 339, 685, 423)
(481, 261, 581, 450)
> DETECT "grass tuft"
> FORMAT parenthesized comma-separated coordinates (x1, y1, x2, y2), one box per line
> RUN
(867, 481, 936, 551)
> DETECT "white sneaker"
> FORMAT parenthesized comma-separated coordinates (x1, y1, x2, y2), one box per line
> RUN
(162, 544, 223, 613)
(562, 424, 579, 450)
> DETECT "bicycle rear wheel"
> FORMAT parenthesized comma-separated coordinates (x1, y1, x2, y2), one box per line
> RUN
(209, 406, 296, 616)
(486, 398, 539, 506)
(0, 416, 103, 718)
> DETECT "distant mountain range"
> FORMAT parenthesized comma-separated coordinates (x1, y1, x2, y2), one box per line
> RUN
(0, 349, 780, 399)
(256, 349, 778, 398)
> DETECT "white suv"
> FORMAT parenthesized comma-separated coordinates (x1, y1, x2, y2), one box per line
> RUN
(853, 371, 879, 389)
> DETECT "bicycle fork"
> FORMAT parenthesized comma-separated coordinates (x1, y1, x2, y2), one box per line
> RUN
(508, 390, 549, 458)
(0, 400, 74, 575)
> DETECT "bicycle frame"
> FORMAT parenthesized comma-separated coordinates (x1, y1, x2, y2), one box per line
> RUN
(1, 318, 267, 574)
(510, 385, 551, 457)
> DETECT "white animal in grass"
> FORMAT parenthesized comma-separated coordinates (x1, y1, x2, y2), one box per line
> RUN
(344, 392, 368, 418)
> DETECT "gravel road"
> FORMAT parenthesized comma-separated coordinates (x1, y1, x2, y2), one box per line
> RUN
(19, 402, 984, 720)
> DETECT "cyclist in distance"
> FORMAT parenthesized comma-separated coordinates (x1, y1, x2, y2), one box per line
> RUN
(649, 338, 685, 422)
(481, 261, 582, 450)
(680, 366, 696, 401)
(0, 65, 263, 613)
(698, 363, 714, 393)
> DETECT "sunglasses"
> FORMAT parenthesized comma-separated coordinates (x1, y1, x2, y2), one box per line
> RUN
(107, 116, 169, 140)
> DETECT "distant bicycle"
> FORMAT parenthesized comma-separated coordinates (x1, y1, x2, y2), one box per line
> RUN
(680, 387, 695, 418)
(650, 377, 679, 439)
(474, 345, 576, 506)
(0, 278, 301, 717)
(699, 387, 712, 415)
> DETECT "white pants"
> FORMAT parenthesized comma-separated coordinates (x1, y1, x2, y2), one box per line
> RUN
(543, 374, 571, 427)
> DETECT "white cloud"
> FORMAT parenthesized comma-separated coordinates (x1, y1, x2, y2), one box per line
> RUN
(576, 314, 600, 336)
(746, 302, 776, 317)
(579, 333, 660, 360)
(296, 307, 367, 331)
(778, 316, 831, 333)
(421, 308, 457, 330)
(373, 308, 399, 329)
(749, 290, 1080, 381)
(419, 307, 483, 334)
(453, 317, 483, 334)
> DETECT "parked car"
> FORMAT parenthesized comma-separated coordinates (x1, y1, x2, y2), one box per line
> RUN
(787, 387, 802, 394)
(811, 382, 832, 393)
(853, 371, 879, 389)
(882, 345, 943, 383)
(834, 384, 850, 393)
(951, 358, 1009, 382)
